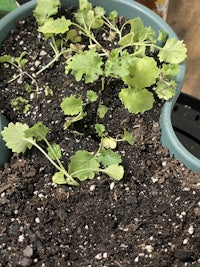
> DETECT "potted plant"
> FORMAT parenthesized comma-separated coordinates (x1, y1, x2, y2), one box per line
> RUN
(1, 0, 200, 266)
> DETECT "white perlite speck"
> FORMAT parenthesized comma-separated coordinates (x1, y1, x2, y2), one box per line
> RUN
(145, 245, 154, 253)
(188, 225, 194, 235)
(35, 217, 40, 224)
(90, 185, 96, 191)
(18, 234, 25, 242)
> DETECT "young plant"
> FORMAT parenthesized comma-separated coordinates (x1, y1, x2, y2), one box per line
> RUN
(0, 52, 38, 91)
(11, 96, 31, 114)
(1, 122, 125, 184)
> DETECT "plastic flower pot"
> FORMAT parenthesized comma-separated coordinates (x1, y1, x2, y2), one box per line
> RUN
(0, 114, 11, 167)
(0, 0, 193, 171)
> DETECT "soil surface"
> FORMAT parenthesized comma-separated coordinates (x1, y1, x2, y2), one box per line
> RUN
(0, 7, 200, 267)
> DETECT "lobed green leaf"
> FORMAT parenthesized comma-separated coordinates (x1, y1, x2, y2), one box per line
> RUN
(102, 137, 117, 149)
(122, 129, 136, 145)
(95, 123, 105, 137)
(122, 56, 160, 88)
(75, 0, 105, 29)
(105, 49, 130, 78)
(38, 17, 72, 36)
(33, 0, 60, 25)
(86, 90, 98, 102)
(0, 55, 13, 64)
(65, 49, 103, 83)
(69, 150, 100, 180)
(97, 104, 108, 119)
(98, 149, 122, 167)
(119, 87, 155, 114)
(101, 164, 124, 181)
(1, 122, 33, 153)
(25, 122, 49, 141)
(158, 39, 187, 64)
(61, 95, 83, 116)
(155, 80, 177, 100)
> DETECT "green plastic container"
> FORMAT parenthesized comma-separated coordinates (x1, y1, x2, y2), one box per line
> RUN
(0, 114, 11, 167)
(1, 0, 196, 171)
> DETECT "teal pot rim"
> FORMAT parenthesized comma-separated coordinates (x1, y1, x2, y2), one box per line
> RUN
(0, 0, 194, 171)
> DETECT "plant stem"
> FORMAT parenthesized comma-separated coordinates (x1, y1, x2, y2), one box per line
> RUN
(30, 140, 78, 185)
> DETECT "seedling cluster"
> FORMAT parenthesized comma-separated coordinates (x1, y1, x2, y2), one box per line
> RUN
(1, 0, 187, 185)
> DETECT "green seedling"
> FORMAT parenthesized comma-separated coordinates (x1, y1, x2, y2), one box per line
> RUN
(11, 96, 31, 114)
(1, 122, 125, 184)
(0, 52, 39, 91)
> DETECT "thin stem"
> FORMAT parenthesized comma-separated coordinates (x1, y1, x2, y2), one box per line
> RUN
(44, 138, 64, 169)
(30, 140, 78, 185)
(103, 16, 121, 39)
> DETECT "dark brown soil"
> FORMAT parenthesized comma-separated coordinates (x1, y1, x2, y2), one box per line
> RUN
(0, 9, 200, 267)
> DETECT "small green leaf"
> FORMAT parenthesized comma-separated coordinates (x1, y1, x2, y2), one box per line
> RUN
(86, 90, 98, 102)
(0, 55, 13, 64)
(45, 85, 53, 96)
(155, 80, 177, 100)
(157, 29, 168, 42)
(79, 0, 92, 11)
(75, 0, 105, 29)
(97, 104, 108, 118)
(65, 49, 103, 83)
(95, 123, 105, 137)
(38, 17, 72, 36)
(122, 129, 136, 145)
(102, 137, 117, 149)
(98, 149, 122, 167)
(101, 164, 124, 181)
(1, 122, 33, 153)
(105, 49, 130, 78)
(52, 172, 68, 184)
(67, 29, 81, 43)
(118, 33, 134, 47)
(15, 52, 28, 68)
(161, 63, 180, 79)
(25, 122, 49, 141)
(11, 97, 30, 115)
(119, 87, 155, 114)
(125, 18, 155, 42)
(47, 143, 62, 160)
(61, 95, 83, 116)
(158, 39, 187, 64)
(24, 83, 33, 93)
(69, 150, 100, 180)
(122, 56, 160, 88)
(108, 10, 118, 21)
(33, 0, 60, 25)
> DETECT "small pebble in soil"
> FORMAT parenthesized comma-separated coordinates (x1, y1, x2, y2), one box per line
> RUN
(194, 207, 200, 216)
(23, 245, 33, 257)
(95, 253, 103, 260)
(18, 257, 32, 267)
